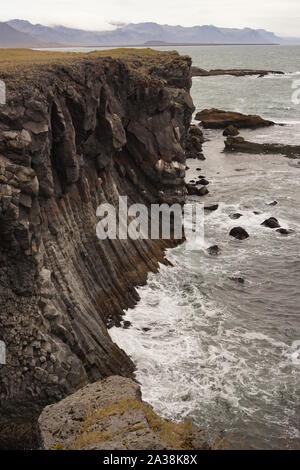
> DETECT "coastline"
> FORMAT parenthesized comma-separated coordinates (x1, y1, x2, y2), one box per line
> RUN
(0, 49, 194, 448)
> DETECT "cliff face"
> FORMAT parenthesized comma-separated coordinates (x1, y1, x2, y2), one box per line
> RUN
(0, 50, 194, 447)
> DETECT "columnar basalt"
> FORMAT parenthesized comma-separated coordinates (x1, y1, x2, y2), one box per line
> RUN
(0, 50, 194, 448)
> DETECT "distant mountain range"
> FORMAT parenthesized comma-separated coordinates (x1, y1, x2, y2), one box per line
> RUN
(1, 20, 300, 48)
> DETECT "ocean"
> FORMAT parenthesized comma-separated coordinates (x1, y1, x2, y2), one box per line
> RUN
(109, 45, 300, 449)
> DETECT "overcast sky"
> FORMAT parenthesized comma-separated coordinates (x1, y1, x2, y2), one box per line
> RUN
(1, 0, 300, 37)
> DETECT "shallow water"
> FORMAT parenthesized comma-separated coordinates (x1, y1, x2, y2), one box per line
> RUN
(110, 45, 300, 449)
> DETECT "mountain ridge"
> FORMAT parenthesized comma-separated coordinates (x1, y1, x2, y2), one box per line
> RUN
(1, 19, 298, 47)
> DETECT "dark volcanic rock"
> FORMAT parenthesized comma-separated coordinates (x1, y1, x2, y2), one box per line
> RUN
(185, 125, 205, 159)
(225, 137, 300, 159)
(223, 125, 239, 137)
(204, 204, 219, 212)
(229, 277, 245, 284)
(276, 228, 294, 236)
(229, 213, 243, 220)
(229, 227, 249, 240)
(191, 67, 284, 78)
(261, 218, 281, 229)
(197, 178, 209, 186)
(186, 184, 209, 196)
(207, 245, 220, 256)
(0, 51, 194, 447)
(195, 108, 274, 129)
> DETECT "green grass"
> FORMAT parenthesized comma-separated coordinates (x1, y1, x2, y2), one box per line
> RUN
(0, 47, 178, 70)
(68, 397, 195, 450)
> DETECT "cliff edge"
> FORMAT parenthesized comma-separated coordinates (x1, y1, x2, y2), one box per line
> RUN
(0, 49, 194, 448)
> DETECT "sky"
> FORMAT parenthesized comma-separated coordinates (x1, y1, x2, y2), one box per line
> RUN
(1, 0, 300, 37)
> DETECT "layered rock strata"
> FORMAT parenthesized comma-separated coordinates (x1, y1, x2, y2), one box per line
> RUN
(0, 50, 194, 448)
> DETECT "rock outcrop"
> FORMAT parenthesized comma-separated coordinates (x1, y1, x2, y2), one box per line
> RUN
(38, 376, 209, 450)
(261, 217, 281, 229)
(0, 50, 194, 448)
(185, 124, 205, 159)
(195, 108, 274, 129)
(223, 125, 239, 137)
(191, 67, 284, 78)
(225, 136, 300, 158)
(229, 227, 249, 240)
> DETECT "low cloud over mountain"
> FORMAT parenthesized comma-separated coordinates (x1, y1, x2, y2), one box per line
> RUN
(1, 20, 298, 47)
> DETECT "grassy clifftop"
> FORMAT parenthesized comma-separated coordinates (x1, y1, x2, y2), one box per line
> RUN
(0, 47, 179, 70)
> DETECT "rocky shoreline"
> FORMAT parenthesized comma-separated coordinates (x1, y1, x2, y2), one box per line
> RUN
(0, 49, 195, 449)
(191, 66, 284, 78)
(224, 136, 300, 158)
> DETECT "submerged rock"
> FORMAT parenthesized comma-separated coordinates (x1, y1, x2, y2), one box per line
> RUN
(261, 218, 281, 229)
(38, 377, 209, 451)
(195, 108, 274, 129)
(207, 245, 220, 256)
(229, 213, 243, 220)
(229, 277, 245, 284)
(229, 227, 250, 240)
(276, 228, 294, 236)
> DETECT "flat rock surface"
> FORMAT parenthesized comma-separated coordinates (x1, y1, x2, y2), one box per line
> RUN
(225, 136, 300, 158)
(191, 67, 284, 77)
(195, 108, 274, 129)
(38, 376, 209, 451)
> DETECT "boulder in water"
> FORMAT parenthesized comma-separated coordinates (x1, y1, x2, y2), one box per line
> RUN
(207, 245, 220, 256)
(185, 125, 205, 159)
(261, 217, 280, 229)
(229, 277, 245, 284)
(229, 213, 243, 220)
(205, 204, 219, 212)
(186, 184, 209, 196)
(230, 227, 249, 240)
(276, 228, 294, 236)
(195, 108, 274, 129)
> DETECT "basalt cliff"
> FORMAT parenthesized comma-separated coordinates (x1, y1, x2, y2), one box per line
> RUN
(0, 49, 194, 448)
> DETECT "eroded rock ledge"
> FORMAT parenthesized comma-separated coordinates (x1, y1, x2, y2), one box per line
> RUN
(0, 50, 194, 448)
(191, 66, 284, 78)
(38, 376, 209, 450)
